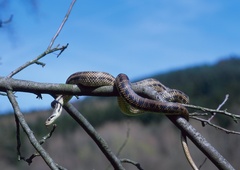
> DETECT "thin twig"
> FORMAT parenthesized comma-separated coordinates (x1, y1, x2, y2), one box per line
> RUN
(208, 94, 229, 121)
(57, 43, 69, 58)
(23, 125, 58, 164)
(199, 157, 208, 169)
(191, 116, 240, 135)
(39, 124, 57, 145)
(14, 111, 23, 161)
(7, 0, 74, 78)
(191, 94, 240, 135)
(217, 94, 229, 110)
(121, 158, 144, 170)
(7, 45, 68, 78)
(25, 153, 40, 165)
(183, 103, 239, 122)
(47, 0, 76, 50)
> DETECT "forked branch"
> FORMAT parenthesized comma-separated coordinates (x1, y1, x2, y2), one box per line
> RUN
(7, 90, 59, 170)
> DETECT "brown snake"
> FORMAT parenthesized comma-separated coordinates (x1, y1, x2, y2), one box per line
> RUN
(45, 71, 198, 170)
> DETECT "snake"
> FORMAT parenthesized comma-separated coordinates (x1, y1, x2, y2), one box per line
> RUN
(45, 71, 198, 170)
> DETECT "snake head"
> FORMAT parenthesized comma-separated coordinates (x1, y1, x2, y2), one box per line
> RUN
(45, 96, 64, 126)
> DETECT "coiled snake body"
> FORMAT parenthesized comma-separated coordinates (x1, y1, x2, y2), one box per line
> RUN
(45, 71, 198, 170)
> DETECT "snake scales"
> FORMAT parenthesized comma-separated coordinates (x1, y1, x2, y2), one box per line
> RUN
(45, 71, 198, 170)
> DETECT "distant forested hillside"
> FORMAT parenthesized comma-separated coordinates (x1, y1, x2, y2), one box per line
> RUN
(154, 57, 240, 109)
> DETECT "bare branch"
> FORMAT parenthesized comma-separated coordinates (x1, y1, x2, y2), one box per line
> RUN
(189, 94, 240, 135)
(208, 94, 229, 121)
(217, 94, 229, 110)
(63, 102, 126, 170)
(191, 116, 240, 135)
(47, 0, 76, 50)
(39, 125, 57, 145)
(6, 90, 60, 170)
(5, 0, 76, 78)
(168, 116, 235, 170)
(7, 45, 68, 78)
(23, 125, 57, 165)
(184, 103, 240, 121)
(14, 110, 22, 161)
(121, 158, 144, 170)
(7, 0, 74, 78)
(1, 76, 240, 120)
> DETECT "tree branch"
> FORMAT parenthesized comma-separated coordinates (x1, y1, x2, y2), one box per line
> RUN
(168, 116, 235, 170)
(63, 102, 125, 170)
(208, 94, 229, 121)
(6, 90, 60, 170)
(184, 103, 239, 121)
(7, 45, 68, 78)
(191, 116, 240, 135)
(1, 76, 240, 121)
(7, 0, 74, 78)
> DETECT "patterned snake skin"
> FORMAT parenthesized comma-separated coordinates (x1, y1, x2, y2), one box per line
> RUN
(64, 71, 189, 117)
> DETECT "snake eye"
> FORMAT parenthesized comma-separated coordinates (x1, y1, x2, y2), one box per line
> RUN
(51, 100, 57, 108)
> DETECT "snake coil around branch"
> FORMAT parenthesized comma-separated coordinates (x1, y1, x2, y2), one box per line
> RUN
(45, 71, 198, 170)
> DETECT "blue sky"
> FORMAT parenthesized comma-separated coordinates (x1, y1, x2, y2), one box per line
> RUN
(1, 0, 240, 114)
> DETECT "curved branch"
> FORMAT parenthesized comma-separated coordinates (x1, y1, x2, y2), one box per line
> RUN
(121, 158, 144, 170)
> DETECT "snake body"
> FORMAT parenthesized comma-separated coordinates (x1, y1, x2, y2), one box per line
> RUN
(115, 73, 189, 118)
(66, 71, 115, 87)
(45, 71, 198, 170)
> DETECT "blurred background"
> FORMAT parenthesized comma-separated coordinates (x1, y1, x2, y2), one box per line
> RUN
(1, 0, 240, 169)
